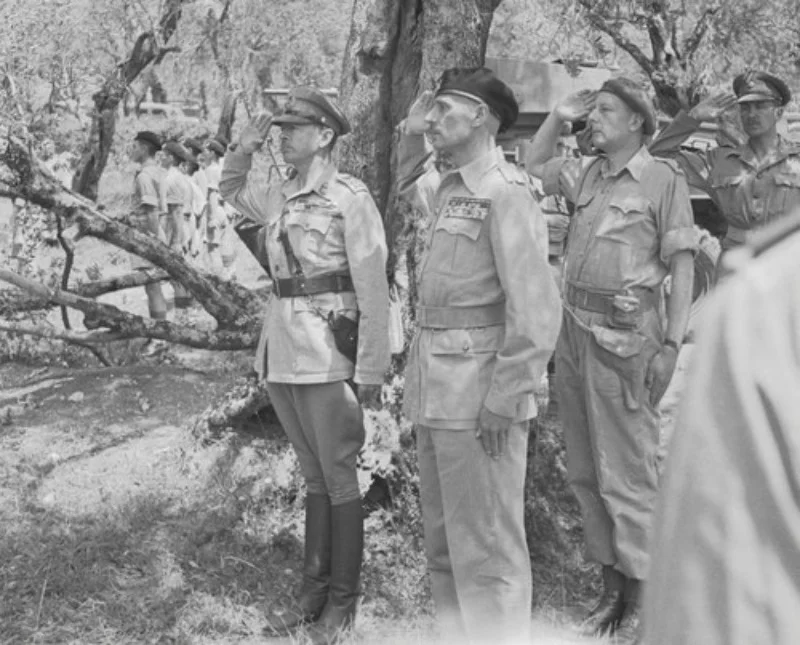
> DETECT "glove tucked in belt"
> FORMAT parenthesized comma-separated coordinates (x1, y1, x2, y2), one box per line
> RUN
(273, 274, 354, 299)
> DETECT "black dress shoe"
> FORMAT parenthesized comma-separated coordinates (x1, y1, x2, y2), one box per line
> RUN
(582, 589, 627, 635)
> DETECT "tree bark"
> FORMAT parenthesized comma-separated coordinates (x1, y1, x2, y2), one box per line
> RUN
(71, 0, 187, 200)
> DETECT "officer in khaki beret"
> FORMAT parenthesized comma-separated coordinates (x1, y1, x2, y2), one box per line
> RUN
(526, 78, 697, 637)
(220, 87, 390, 644)
(397, 67, 561, 644)
(651, 71, 800, 255)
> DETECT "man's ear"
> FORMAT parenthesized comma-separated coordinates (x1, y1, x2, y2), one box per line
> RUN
(629, 112, 645, 134)
(318, 126, 335, 149)
(776, 106, 785, 120)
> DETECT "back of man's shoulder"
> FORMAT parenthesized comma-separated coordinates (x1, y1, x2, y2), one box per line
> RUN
(333, 172, 370, 195)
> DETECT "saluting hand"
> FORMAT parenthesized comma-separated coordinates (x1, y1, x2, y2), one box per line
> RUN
(238, 111, 273, 154)
(406, 91, 435, 136)
(477, 406, 513, 460)
(688, 91, 738, 123)
(645, 345, 679, 407)
(555, 89, 597, 123)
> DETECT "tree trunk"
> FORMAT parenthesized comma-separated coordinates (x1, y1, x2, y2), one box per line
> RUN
(338, 0, 503, 279)
(71, 0, 186, 200)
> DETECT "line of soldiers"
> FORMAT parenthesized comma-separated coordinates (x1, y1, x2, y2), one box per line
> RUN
(127, 130, 238, 322)
(125, 65, 800, 645)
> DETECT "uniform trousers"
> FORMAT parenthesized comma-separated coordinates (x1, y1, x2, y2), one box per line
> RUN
(555, 309, 661, 580)
(417, 423, 531, 645)
(266, 381, 364, 506)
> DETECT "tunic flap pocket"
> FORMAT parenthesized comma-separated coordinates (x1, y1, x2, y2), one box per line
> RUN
(435, 217, 483, 240)
(293, 213, 333, 234)
(711, 174, 745, 189)
(589, 325, 646, 358)
(429, 328, 500, 356)
(608, 196, 648, 215)
(773, 173, 800, 188)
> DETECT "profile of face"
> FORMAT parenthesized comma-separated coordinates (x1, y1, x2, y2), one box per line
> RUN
(739, 100, 782, 139)
(128, 140, 150, 164)
(279, 123, 333, 165)
(423, 95, 485, 153)
(587, 92, 644, 153)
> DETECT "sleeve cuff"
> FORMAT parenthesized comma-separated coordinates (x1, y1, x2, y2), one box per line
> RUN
(661, 226, 700, 263)
(483, 388, 518, 420)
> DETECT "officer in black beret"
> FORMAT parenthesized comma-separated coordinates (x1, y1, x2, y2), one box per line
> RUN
(396, 68, 561, 643)
(220, 87, 390, 644)
(650, 70, 800, 253)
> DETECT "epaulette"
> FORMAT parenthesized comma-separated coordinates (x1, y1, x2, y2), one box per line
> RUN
(334, 172, 369, 194)
(497, 160, 531, 186)
(651, 156, 683, 174)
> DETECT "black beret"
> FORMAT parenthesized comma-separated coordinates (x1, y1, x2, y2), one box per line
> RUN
(134, 130, 162, 150)
(183, 138, 203, 155)
(163, 140, 194, 163)
(435, 67, 519, 133)
(733, 71, 791, 107)
(272, 87, 351, 136)
(203, 139, 226, 156)
(598, 78, 657, 135)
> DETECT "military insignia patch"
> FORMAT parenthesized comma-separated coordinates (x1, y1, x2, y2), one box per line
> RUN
(443, 197, 491, 220)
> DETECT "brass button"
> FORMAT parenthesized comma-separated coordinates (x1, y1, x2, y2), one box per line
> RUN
(462, 342, 470, 352)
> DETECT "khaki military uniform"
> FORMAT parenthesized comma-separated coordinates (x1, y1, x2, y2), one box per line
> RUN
(541, 147, 697, 581)
(220, 151, 390, 505)
(644, 213, 800, 645)
(651, 111, 800, 250)
(161, 165, 194, 305)
(398, 130, 561, 643)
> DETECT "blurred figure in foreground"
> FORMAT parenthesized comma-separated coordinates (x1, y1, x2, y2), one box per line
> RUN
(644, 212, 800, 645)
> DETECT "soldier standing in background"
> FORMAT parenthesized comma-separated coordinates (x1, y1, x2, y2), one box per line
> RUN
(127, 131, 168, 320)
(203, 138, 237, 280)
(160, 141, 194, 309)
(644, 213, 800, 645)
(220, 88, 390, 645)
(526, 79, 697, 636)
(651, 71, 800, 255)
(397, 68, 561, 644)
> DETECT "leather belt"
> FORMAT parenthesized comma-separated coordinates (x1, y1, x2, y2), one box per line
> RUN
(565, 283, 659, 315)
(273, 274, 354, 299)
(416, 302, 505, 329)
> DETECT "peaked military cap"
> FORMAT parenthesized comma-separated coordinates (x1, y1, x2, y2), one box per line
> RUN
(163, 140, 193, 163)
(134, 130, 162, 150)
(599, 77, 657, 135)
(203, 138, 226, 156)
(435, 67, 519, 133)
(272, 87, 351, 136)
(733, 71, 791, 106)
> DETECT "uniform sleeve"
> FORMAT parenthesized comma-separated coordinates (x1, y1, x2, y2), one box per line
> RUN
(395, 123, 439, 215)
(219, 151, 268, 224)
(540, 156, 585, 205)
(136, 172, 160, 209)
(344, 190, 391, 385)
(655, 164, 699, 263)
(644, 256, 800, 645)
(483, 184, 562, 418)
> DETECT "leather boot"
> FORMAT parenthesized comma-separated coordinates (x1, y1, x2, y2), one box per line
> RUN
(618, 578, 642, 634)
(264, 494, 332, 636)
(306, 498, 363, 645)
(582, 565, 627, 636)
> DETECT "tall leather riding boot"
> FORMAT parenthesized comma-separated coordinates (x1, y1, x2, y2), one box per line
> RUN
(264, 494, 332, 636)
(582, 565, 627, 636)
(307, 498, 363, 645)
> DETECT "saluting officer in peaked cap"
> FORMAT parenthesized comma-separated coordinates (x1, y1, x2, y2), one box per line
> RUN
(733, 71, 791, 106)
(272, 87, 351, 136)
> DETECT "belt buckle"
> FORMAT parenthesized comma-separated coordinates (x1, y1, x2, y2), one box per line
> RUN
(273, 279, 282, 298)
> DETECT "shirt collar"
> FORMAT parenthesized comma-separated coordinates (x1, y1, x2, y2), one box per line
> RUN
(730, 135, 800, 168)
(283, 161, 338, 199)
(600, 145, 651, 182)
(443, 146, 505, 194)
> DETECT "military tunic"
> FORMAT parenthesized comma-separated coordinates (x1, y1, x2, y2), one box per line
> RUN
(220, 150, 390, 504)
(397, 128, 561, 644)
(651, 111, 800, 249)
(542, 146, 697, 580)
(644, 213, 800, 645)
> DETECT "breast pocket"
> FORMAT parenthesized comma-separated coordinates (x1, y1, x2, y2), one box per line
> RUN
(287, 211, 342, 263)
(771, 173, 800, 219)
(710, 174, 745, 218)
(430, 217, 485, 273)
(423, 327, 501, 422)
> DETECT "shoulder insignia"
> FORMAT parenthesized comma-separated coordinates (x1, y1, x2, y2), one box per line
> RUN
(497, 159, 531, 185)
(334, 173, 369, 195)
(652, 156, 682, 173)
(442, 196, 491, 221)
